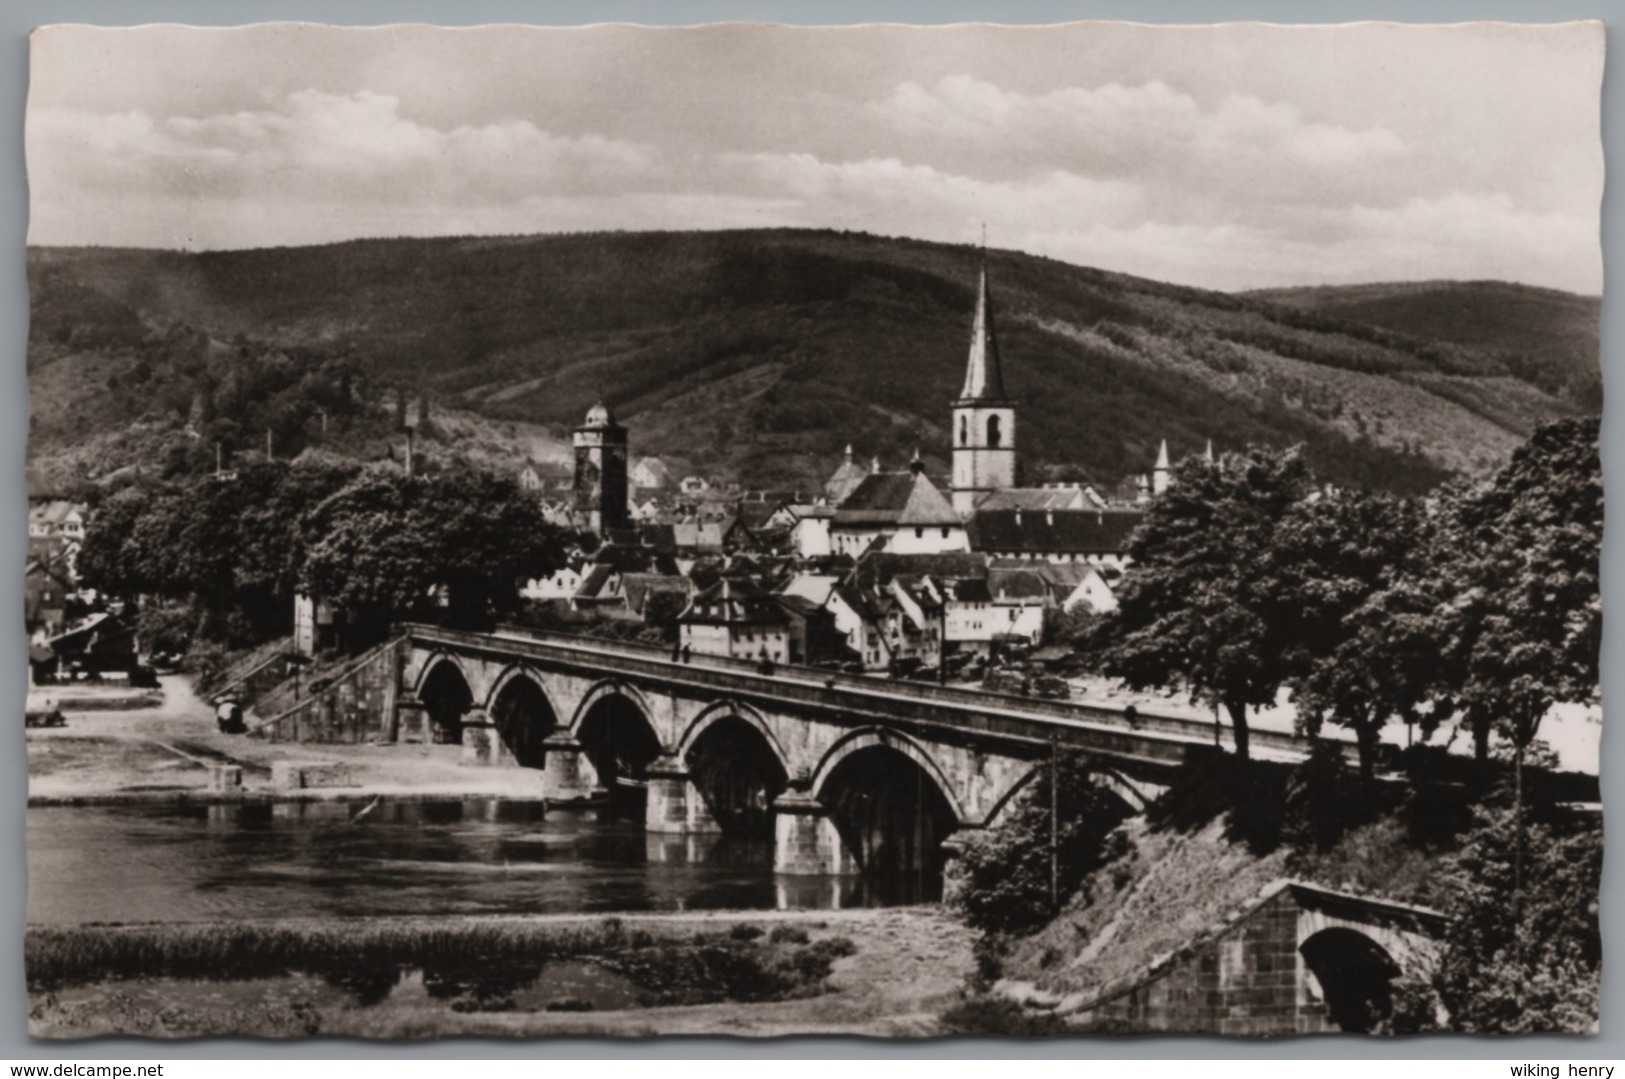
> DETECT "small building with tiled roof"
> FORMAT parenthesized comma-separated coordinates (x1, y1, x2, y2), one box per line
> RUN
(824, 445, 871, 506)
(622, 573, 693, 626)
(825, 583, 889, 671)
(677, 577, 791, 662)
(967, 507, 1143, 566)
(631, 457, 673, 490)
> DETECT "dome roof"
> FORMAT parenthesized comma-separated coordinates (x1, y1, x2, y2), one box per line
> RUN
(582, 399, 616, 427)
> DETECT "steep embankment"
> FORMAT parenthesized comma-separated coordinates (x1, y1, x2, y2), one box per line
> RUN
(27, 230, 1592, 495)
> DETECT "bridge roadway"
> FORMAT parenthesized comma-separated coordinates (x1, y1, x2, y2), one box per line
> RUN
(388, 622, 1341, 879)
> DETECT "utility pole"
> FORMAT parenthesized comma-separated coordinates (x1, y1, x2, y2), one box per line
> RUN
(1049, 732, 1059, 913)
(404, 427, 415, 478)
(215, 442, 222, 476)
(266, 428, 273, 462)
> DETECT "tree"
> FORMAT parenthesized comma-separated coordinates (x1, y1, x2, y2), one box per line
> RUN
(1089, 447, 1314, 760)
(1405, 809, 1602, 1034)
(1436, 417, 1601, 760)
(948, 751, 1134, 936)
(300, 466, 562, 645)
(1276, 490, 1445, 778)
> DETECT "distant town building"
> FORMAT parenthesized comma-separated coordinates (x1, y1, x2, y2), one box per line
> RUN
(677, 577, 791, 662)
(631, 457, 673, 490)
(830, 455, 968, 558)
(573, 400, 630, 534)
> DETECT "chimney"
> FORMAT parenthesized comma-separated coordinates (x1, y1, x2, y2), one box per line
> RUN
(909, 448, 926, 475)
(871, 456, 881, 474)
(1014, 509, 1022, 527)
(1046, 509, 1054, 526)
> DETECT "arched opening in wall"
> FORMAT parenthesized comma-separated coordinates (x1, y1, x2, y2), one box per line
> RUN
(959, 416, 968, 446)
(820, 745, 957, 898)
(488, 674, 558, 768)
(576, 693, 663, 818)
(1299, 927, 1401, 1033)
(685, 717, 788, 840)
(419, 661, 473, 745)
(987, 415, 1002, 448)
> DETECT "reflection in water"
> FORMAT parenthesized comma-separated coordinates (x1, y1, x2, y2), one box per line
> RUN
(27, 798, 941, 925)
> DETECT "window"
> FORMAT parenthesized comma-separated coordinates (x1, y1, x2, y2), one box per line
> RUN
(942, 527, 950, 538)
(915, 527, 923, 538)
(988, 414, 1002, 448)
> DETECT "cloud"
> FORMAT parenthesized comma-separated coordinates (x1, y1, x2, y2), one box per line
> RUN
(27, 90, 661, 246)
(868, 74, 1409, 213)
(23, 65, 1599, 295)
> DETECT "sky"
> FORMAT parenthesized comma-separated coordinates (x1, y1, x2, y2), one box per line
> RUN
(24, 20, 1605, 293)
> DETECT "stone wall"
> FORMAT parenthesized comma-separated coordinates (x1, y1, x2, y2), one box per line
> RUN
(253, 639, 405, 745)
(1085, 887, 1334, 1036)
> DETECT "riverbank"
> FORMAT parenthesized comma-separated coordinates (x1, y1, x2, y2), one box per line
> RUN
(28, 907, 976, 1039)
(26, 674, 552, 804)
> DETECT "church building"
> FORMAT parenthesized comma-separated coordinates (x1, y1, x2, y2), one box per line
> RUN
(821, 255, 1204, 566)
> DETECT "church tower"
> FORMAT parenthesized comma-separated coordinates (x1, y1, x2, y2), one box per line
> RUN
(951, 263, 1018, 515)
(573, 399, 629, 534)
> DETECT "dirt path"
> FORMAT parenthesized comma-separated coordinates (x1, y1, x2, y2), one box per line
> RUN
(28, 675, 554, 802)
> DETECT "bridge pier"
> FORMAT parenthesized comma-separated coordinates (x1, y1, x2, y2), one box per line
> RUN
(540, 735, 599, 802)
(772, 794, 858, 876)
(459, 708, 520, 767)
(644, 756, 721, 835)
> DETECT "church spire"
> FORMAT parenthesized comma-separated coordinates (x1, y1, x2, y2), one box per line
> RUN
(958, 259, 1008, 402)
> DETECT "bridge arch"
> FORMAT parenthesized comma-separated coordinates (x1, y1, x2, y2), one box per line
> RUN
(415, 653, 475, 745)
(810, 727, 965, 881)
(809, 728, 968, 823)
(977, 759, 1146, 832)
(571, 679, 663, 808)
(675, 700, 791, 772)
(484, 664, 561, 768)
(1300, 926, 1401, 1033)
(679, 702, 791, 839)
(567, 679, 659, 740)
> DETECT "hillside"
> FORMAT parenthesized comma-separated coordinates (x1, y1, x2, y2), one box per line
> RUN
(26, 231, 1595, 496)
(1246, 280, 1601, 411)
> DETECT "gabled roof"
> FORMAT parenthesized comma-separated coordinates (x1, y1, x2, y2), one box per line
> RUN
(829, 583, 885, 623)
(633, 457, 672, 485)
(850, 551, 989, 590)
(967, 508, 1144, 555)
(834, 471, 960, 528)
(622, 573, 691, 616)
(680, 577, 790, 627)
(574, 563, 622, 600)
(977, 487, 1092, 512)
(988, 566, 1050, 601)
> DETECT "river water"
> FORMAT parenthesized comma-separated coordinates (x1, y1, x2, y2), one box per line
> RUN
(26, 798, 940, 925)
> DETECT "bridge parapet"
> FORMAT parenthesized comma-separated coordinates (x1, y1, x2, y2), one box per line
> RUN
(404, 623, 1328, 780)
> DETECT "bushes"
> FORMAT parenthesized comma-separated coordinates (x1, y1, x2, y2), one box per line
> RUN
(949, 752, 1135, 936)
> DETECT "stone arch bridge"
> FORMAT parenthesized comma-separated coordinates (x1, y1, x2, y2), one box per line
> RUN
(257, 623, 1332, 879)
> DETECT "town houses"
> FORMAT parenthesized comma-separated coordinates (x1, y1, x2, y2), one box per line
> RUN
(512, 259, 1194, 675)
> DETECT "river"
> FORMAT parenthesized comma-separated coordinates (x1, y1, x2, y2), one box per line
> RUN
(26, 798, 941, 925)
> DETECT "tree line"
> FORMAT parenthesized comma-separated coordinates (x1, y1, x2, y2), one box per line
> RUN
(1084, 415, 1601, 780)
(78, 460, 563, 656)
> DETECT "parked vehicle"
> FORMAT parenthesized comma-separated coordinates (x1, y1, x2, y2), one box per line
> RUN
(25, 707, 66, 729)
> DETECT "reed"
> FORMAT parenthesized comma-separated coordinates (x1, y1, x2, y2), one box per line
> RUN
(29, 918, 701, 991)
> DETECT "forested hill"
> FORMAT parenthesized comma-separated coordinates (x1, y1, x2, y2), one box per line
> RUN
(1245, 279, 1601, 413)
(26, 230, 1595, 496)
